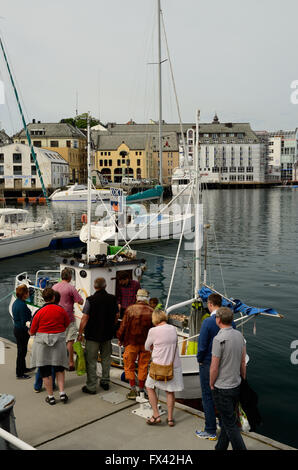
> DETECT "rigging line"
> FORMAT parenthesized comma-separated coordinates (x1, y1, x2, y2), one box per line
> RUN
(211, 224, 227, 298)
(93, 191, 132, 249)
(0, 32, 30, 126)
(160, 10, 189, 176)
(111, 178, 194, 258)
(165, 180, 194, 310)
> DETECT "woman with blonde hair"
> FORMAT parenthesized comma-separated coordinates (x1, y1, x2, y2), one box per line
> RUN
(145, 310, 184, 426)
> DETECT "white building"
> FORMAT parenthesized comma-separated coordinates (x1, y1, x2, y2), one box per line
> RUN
(268, 130, 297, 181)
(174, 115, 266, 185)
(0, 143, 69, 191)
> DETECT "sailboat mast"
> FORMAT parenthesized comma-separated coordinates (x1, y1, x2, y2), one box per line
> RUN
(0, 36, 50, 208)
(194, 109, 201, 297)
(158, 0, 163, 194)
(87, 113, 92, 262)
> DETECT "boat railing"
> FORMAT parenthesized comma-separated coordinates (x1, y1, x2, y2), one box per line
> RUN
(0, 428, 35, 451)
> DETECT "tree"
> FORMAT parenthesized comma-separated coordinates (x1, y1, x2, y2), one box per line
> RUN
(60, 113, 100, 129)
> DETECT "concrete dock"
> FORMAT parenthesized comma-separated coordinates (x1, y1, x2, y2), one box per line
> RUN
(0, 337, 295, 451)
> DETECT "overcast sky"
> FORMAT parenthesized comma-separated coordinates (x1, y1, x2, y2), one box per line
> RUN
(0, 0, 297, 135)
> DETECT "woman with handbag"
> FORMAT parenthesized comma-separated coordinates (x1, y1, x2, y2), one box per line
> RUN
(145, 310, 184, 427)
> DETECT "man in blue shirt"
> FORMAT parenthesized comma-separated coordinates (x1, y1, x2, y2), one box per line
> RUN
(195, 293, 222, 440)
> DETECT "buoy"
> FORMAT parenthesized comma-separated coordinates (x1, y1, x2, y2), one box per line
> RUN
(81, 213, 87, 224)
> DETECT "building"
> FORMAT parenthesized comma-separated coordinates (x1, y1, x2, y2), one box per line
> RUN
(0, 129, 12, 146)
(268, 130, 297, 181)
(13, 121, 87, 184)
(0, 143, 69, 192)
(91, 122, 182, 184)
(192, 115, 266, 183)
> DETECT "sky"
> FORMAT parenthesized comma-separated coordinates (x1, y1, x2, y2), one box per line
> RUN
(0, 0, 298, 135)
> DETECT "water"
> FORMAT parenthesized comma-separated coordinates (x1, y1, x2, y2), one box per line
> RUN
(0, 188, 297, 448)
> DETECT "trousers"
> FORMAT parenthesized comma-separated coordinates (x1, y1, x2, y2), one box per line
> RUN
(14, 328, 29, 377)
(212, 386, 247, 450)
(123, 344, 151, 382)
(85, 339, 112, 392)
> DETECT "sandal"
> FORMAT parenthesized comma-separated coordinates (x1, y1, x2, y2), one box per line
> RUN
(45, 396, 56, 406)
(167, 419, 175, 427)
(146, 415, 161, 425)
(60, 393, 69, 404)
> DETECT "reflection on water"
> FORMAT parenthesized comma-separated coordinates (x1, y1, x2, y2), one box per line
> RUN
(1, 189, 298, 448)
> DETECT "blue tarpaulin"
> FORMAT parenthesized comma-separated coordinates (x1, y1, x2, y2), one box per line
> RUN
(198, 286, 280, 317)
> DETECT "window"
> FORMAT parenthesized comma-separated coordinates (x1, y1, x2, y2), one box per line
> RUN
(212, 167, 219, 173)
(0, 178, 4, 187)
(137, 159, 141, 166)
(238, 167, 244, 173)
(0, 165, 4, 175)
(109, 160, 112, 166)
(99, 160, 103, 166)
(117, 159, 121, 166)
(33, 141, 42, 147)
(31, 178, 36, 188)
(13, 153, 22, 163)
(221, 167, 228, 173)
(0, 153, 4, 163)
(238, 175, 245, 181)
(13, 165, 22, 175)
(66, 140, 71, 148)
(50, 141, 59, 147)
(229, 167, 237, 173)
(246, 175, 253, 181)
(246, 166, 253, 173)
(229, 175, 237, 181)
(31, 165, 36, 175)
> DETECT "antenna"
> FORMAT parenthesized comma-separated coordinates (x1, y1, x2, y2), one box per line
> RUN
(75, 90, 78, 117)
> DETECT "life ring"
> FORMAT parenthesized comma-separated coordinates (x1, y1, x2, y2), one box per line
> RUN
(77, 288, 88, 311)
(81, 213, 87, 224)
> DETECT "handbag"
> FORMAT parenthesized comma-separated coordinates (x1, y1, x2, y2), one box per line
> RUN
(149, 341, 177, 382)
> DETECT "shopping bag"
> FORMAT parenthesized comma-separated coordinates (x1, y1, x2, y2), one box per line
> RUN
(73, 341, 86, 376)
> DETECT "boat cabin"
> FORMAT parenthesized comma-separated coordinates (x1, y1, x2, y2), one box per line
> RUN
(0, 209, 29, 228)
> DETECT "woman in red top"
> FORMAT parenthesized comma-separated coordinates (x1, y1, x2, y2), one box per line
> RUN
(30, 288, 70, 405)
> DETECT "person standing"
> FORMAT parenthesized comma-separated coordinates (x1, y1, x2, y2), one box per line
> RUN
(29, 288, 70, 405)
(78, 278, 118, 393)
(12, 284, 32, 379)
(116, 271, 140, 318)
(53, 268, 83, 370)
(195, 293, 222, 440)
(117, 289, 153, 400)
(145, 310, 184, 427)
(210, 307, 247, 451)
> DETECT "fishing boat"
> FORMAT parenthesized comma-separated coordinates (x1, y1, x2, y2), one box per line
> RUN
(0, 209, 53, 260)
(49, 184, 110, 203)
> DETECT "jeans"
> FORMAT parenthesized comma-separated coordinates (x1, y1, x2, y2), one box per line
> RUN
(85, 339, 112, 392)
(14, 328, 29, 377)
(199, 362, 217, 434)
(212, 386, 247, 450)
(34, 367, 56, 391)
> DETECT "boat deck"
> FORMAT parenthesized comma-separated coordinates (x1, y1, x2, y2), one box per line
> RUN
(0, 337, 295, 452)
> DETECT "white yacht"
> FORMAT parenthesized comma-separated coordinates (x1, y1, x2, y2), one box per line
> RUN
(49, 184, 110, 203)
(79, 204, 195, 245)
(0, 209, 53, 260)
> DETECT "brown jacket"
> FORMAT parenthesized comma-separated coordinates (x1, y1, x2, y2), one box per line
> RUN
(117, 301, 153, 347)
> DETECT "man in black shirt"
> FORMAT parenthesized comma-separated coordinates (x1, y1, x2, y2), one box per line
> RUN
(78, 278, 118, 393)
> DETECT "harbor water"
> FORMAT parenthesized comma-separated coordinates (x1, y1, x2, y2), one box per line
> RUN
(0, 187, 297, 449)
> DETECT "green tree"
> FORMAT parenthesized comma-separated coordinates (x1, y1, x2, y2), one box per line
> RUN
(60, 113, 100, 129)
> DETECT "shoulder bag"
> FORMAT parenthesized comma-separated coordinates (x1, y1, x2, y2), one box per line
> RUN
(149, 341, 178, 382)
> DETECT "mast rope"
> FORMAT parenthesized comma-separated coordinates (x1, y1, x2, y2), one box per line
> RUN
(165, 180, 194, 310)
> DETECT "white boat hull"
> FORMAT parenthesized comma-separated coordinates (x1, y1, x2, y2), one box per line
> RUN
(80, 214, 195, 244)
(0, 231, 53, 259)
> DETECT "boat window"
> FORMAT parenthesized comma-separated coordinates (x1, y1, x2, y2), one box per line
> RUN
(17, 213, 25, 223)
